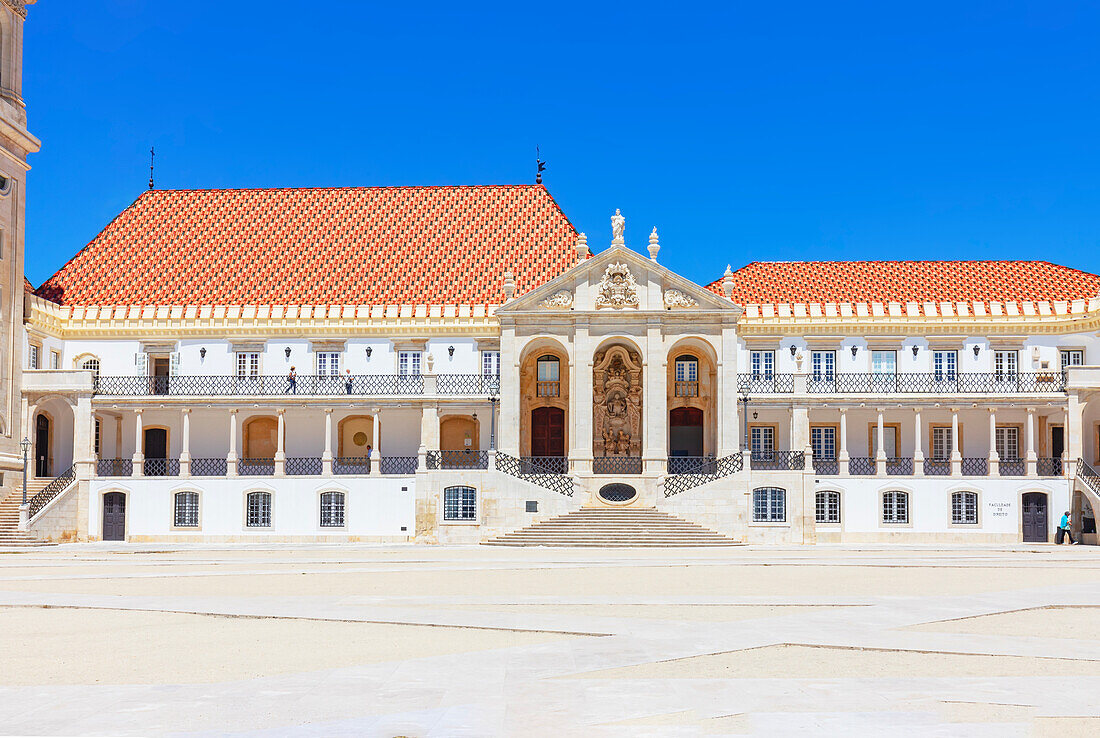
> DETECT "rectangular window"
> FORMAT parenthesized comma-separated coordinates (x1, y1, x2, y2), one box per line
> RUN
(933, 350, 957, 380)
(994, 350, 1018, 379)
(320, 491, 346, 528)
(94, 419, 101, 457)
(174, 492, 200, 528)
(882, 491, 909, 524)
(1061, 350, 1084, 370)
(246, 492, 272, 528)
(870, 425, 899, 458)
(443, 486, 477, 521)
(481, 351, 500, 376)
(28, 344, 39, 370)
(952, 491, 979, 525)
(753, 487, 786, 523)
(750, 350, 774, 378)
(871, 350, 896, 374)
(398, 351, 422, 376)
(750, 426, 774, 454)
(811, 351, 835, 379)
(675, 358, 698, 382)
(236, 352, 260, 378)
(931, 426, 953, 461)
(316, 352, 340, 376)
(816, 491, 841, 524)
(50, 351, 60, 370)
(996, 426, 1019, 460)
(810, 426, 836, 459)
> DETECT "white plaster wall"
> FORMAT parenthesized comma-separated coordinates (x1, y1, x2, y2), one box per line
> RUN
(62, 340, 143, 375)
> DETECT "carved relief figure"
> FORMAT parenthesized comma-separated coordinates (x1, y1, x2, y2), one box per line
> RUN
(663, 289, 697, 309)
(594, 262, 640, 309)
(593, 346, 643, 457)
(540, 289, 573, 309)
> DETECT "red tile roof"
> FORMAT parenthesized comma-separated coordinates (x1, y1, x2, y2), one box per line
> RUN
(708, 260, 1100, 305)
(36, 185, 578, 307)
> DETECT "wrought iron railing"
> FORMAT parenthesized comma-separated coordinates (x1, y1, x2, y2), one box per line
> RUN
(663, 452, 743, 497)
(191, 458, 227, 476)
(536, 381, 560, 397)
(1076, 458, 1100, 496)
(143, 458, 180, 477)
(521, 456, 568, 474)
(886, 457, 913, 476)
(28, 464, 76, 518)
(93, 373, 427, 397)
(96, 458, 132, 477)
(749, 450, 805, 471)
(674, 381, 699, 397)
(286, 457, 322, 475)
(1037, 457, 1063, 477)
(495, 452, 574, 496)
(848, 457, 875, 475)
(737, 373, 794, 394)
(805, 372, 1065, 394)
(426, 450, 489, 470)
(924, 459, 952, 476)
(380, 456, 418, 475)
(961, 458, 988, 476)
(593, 456, 643, 475)
(807, 375, 837, 393)
(812, 457, 839, 475)
(668, 456, 717, 475)
(333, 456, 371, 475)
(999, 458, 1026, 476)
(239, 458, 275, 476)
(437, 373, 500, 395)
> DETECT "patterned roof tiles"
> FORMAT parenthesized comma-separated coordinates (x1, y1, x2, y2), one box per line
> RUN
(36, 185, 579, 307)
(708, 260, 1100, 305)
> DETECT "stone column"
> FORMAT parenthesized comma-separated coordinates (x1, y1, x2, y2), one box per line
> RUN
(274, 409, 286, 476)
(1026, 406, 1037, 476)
(322, 409, 333, 476)
(950, 408, 962, 475)
(498, 324, 520, 457)
(180, 409, 191, 477)
(572, 321, 593, 474)
(131, 409, 144, 477)
(838, 409, 849, 465)
(987, 407, 999, 476)
(913, 408, 924, 465)
(73, 396, 96, 481)
(226, 409, 239, 477)
(718, 325, 740, 456)
(419, 404, 439, 470)
(792, 406, 811, 461)
(875, 408, 886, 475)
(1067, 391, 1084, 462)
(371, 410, 381, 476)
(643, 319, 666, 474)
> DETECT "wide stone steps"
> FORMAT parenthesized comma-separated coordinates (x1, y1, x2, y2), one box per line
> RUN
(484, 507, 740, 547)
(0, 485, 54, 546)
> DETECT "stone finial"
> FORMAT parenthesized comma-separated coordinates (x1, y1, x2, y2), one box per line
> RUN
(721, 264, 734, 298)
(576, 232, 589, 259)
(648, 226, 660, 262)
(503, 271, 516, 302)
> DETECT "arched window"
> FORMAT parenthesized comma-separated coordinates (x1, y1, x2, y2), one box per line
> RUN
(536, 355, 560, 397)
(816, 490, 840, 524)
(883, 490, 909, 524)
(81, 358, 101, 377)
(444, 485, 477, 521)
(173, 491, 199, 528)
(951, 491, 978, 525)
(674, 354, 699, 397)
(753, 487, 785, 523)
(320, 491, 346, 528)
(246, 491, 272, 528)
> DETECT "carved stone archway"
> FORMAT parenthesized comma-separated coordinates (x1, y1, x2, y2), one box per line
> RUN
(593, 345, 643, 457)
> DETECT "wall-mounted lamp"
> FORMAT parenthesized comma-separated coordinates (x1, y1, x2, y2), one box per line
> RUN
(911, 345, 919, 357)
(365, 346, 373, 358)
(472, 411, 478, 422)
(850, 345, 858, 358)
(448, 345, 455, 358)
(199, 347, 207, 360)
(285, 347, 292, 359)
(752, 411, 759, 420)
(972, 345, 980, 358)
(789, 345, 797, 358)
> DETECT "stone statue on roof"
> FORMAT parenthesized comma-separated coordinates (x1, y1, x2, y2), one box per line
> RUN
(611, 208, 625, 244)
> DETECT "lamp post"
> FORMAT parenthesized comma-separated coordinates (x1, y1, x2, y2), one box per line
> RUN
(740, 396, 749, 452)
(20, 437, 30, 505)
(488, 396, 498, 450)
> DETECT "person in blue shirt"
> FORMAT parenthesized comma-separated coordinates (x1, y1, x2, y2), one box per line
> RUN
(1057, 511, 1078, 544)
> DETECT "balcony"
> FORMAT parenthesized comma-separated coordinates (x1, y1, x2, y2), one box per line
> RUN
(91, 373, 500, 398)
(737, 372, 1066, 395)
(674, 381, 699, 398)
(93, 456, 419, 477)
(749, 450, 805, 471)
(536, 381, 560, 397)
(593, 456, 643, 475)
(426, 450, 489, 470)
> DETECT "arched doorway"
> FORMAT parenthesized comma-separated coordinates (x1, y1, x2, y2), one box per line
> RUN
(531, 406, 565, 457)
(338, 415, 376, 458)
(670, 407, 704, 457)
(34, 413, 50, 477)
(440, 415, 479, 452)
(519, 342, 569, 460)
(1022, 492, 1048, 542)
(102, 492, 126, 541)
(243, 416, 278, 458)
(143, 427, 169, 476)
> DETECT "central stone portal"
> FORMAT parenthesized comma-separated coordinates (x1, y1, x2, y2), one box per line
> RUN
(593, 345, 643, 459)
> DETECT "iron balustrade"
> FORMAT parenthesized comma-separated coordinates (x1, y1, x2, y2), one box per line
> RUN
(999, 458, 1026, 476)
(239, 458, 275, 476)
(805, 372, 1065, 394)
(93, 373, 427, 397)
(520, 456, 569, 474)
(667, 456, 718, 475)
(333, 456, 371, 475)
(495, 452, 574, 496)
(924, 459, 952, 476)
(848, 457, 875, 475)
(286, 457, 322, 475)
(674, 381, 699, 398)
(961, 458, 988, 476)
(1037, 457, 1063, 477)
(437, 373, 500, 395)
(886, 457, 914, 476)
(536, 381, 560, 397)
(749, 450, 805, 471)
(96, 458, 132, 477)
(662, 452, 743, 497)
(737, 373, 794, 394)
(143, 458, 180, 477)
(380, 456, 418, 475)
(28, 464, 76, 518)
(807, 375, 837, 394)
(426, 450, 489, 470)
(1076, 458, 1100, 496)
(812, 457, 839, 475)
(593, 456, 643, 475)
(190, 458, 227, 476)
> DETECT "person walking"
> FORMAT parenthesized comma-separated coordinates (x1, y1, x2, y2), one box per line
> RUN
(287, 366, 297, 394)
(1057, 511, 1078, 544)
(344, 368, 354, 395)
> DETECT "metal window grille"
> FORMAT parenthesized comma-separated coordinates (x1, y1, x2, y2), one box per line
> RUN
(320, 491, 345, 527)
(174, 491, 199, 527)
(816, 490, 840, 524)
(951, 491, 978, 525)
(882, 491, 908, 524)
(82, 358, 101, 377)
(246, 491, 272, 527)
(753, 487, 786, 522)
(443, 485, 477, 521)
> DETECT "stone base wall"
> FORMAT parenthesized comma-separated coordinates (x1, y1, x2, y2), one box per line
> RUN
(27, 482, 82, 542)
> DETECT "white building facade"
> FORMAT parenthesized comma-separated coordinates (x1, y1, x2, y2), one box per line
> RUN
(11, 187, 1100, 545)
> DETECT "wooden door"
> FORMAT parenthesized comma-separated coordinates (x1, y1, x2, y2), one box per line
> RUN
(102, 492, 126, 541)
(531, 407, 565, 457)
(1022, 492, 1047, 543)
(34, 414, 49, 477)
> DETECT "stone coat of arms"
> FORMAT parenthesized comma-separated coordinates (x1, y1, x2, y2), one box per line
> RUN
(595, 262, 639, 309)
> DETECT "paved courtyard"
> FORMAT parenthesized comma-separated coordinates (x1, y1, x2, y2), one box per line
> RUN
(0, 543, 1098, 736)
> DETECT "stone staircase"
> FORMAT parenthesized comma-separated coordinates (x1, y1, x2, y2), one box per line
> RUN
(483, 507, 741, 547)
(0, 482, 54, 546)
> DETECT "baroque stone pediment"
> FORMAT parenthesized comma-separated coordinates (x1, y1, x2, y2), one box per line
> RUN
(595, 262, 639, 310)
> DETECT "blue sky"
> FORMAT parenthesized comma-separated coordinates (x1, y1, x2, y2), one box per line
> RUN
(21, 1, 1100, 287)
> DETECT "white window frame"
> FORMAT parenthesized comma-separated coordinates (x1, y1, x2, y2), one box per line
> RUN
(752, 487, 786, 523)
(236, 352, 260, 378)
(481, 350, 501, 376)
(811, 350, 835, 380)
(317, 352, 341, 376)
(816, 490, 841, 524)
(443, 485, 477, 521)
(536, 355, 560, 382)
(49, 350, 60, 370)
(28, 343, 38, 370)
(933, 350, 957, 381)
(750, 350, 775, 378)
(882, 490, 909, 524)
(675, 357, 699, 382)
(871, 350, 896, 375)
(994, 350, 1018, 379)
(398, 351, 422, 377)
(750, 426, 774, 455)
(1061, 350, 1084, 370)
